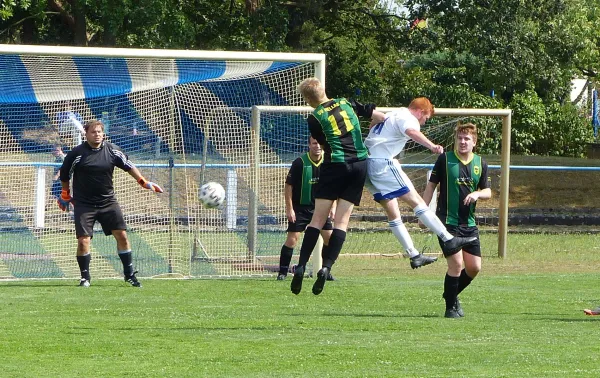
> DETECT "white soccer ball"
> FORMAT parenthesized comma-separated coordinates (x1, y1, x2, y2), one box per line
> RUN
(200, 182, 225, 208)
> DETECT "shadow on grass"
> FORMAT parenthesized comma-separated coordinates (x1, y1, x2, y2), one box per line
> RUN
(286, 311, 439, 319)
(0, 283, 72, 287)
(534, 317, 600, 322)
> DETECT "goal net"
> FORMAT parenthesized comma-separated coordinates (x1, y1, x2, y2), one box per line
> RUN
(0, 45, 325, 280)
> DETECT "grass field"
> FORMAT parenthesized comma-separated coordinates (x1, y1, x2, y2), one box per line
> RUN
(1, 233, 600, 377)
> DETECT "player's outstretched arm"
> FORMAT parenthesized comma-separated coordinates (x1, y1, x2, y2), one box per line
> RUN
(348, 99, 376, 118)
(349, 99, 386, 129)
(128, 167, 163, 193)
(405, 129, 444, 154)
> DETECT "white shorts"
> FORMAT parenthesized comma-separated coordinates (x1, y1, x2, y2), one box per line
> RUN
(365, 158, 414, 201)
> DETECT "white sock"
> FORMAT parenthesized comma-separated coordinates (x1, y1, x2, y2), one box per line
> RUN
(413, 204, 453, 242)
(389, 218, 420, 258)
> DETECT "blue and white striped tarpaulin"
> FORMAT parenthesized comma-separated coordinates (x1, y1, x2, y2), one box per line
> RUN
(0, 54, 302, 104)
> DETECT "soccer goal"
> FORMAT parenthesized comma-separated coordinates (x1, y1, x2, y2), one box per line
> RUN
(246, 106, 512, 265)
(0, 44, 325, 280)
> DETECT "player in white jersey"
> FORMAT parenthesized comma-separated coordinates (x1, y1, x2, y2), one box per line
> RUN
(364, 97, 476, 268)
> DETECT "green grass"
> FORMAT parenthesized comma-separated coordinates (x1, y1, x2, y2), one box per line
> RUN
(2, 233, 600, 377)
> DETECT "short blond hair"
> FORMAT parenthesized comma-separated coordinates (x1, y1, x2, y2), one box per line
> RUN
(455, 122, 478, 144)
(297, 77, 325, 104)
(408, 97, 435, 115)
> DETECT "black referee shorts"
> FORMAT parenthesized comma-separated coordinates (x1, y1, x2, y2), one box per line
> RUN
(314, 160, 367, 206)
(287, 207, 333, 232)
(74, 202, 127, 238)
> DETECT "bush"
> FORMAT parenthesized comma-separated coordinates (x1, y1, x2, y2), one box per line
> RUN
(509, 90, 593, 156)
(545, 102, 594, 157)
(508, 90, 548, 155)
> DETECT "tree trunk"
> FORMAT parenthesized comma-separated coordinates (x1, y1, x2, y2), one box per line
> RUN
(70, 0, 87, 46)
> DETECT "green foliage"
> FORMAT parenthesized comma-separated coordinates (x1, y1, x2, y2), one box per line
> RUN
(545, 102, 594, 157)
(509, 89, 549, 155)
(509, 90, 594, 156)
(404, 0, 595, 103)
(1, 0, 599, 157)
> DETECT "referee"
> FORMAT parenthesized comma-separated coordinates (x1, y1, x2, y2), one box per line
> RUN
(59, 120, 163, 287)
(277, 137, 335, 281)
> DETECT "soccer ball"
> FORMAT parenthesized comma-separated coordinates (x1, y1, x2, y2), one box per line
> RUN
(200, 182, 225, 208)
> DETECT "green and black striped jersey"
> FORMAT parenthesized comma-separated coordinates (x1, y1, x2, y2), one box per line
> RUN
(285, 152, 322, 208)
(429, 151, 490, 227)
(307, 98, 368, 163)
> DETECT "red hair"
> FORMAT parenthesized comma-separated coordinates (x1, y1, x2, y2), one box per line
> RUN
(408, 97, 434, 115)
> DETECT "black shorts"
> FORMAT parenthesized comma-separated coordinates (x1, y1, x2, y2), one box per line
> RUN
(287, 207, 333, 232)
(314, 160, 367, 206)
(437, 224, 481, 257)
(74, 202, 127, 238)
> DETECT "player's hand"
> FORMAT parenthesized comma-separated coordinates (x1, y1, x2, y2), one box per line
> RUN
(286, 209, 296, 223)
(430, 144, 444, 154)
(138, 177, 163, 193)
(463, 192, 480, 205)
(57, 189, 72, 211)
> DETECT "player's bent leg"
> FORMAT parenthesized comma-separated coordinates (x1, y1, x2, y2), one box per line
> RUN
(463, 253, 482, 279)
(403, 192, 477, 253)
(457, 248, 481, 297)
(380, 199, 437, 268)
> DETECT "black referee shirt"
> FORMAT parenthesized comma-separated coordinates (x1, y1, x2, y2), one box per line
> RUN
(59, 141, 134, 206)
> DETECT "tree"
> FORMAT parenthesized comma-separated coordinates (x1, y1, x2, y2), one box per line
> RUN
(403, 0, 598, 104)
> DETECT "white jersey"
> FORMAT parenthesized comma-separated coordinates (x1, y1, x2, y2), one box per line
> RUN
(364, 107, 420, 158)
